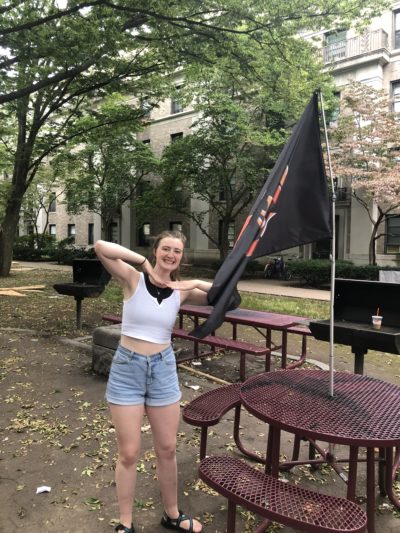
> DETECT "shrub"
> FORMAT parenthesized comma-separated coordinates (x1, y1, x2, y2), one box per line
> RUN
(13, 233, 57, 261)
(13, 234, 96, 264)
(13, 235, 41, 260)
(208, 258, 264, 278)
(50, 237, 96, 264)
(288, 259, 384, 287)
(242, 260, 264, 278)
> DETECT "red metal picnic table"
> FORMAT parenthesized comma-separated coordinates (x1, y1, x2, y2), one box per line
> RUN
(240, 369, 400, 533)
(179, 304, 309, 369)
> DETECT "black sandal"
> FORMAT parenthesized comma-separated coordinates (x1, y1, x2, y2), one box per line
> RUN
(115, 523, 135, 533)
(161, 510, 201, 532)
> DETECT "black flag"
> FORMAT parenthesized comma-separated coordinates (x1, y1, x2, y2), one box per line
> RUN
(191, 92, 331, 338)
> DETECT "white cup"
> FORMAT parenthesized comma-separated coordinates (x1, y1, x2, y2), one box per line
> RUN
(372, 315, 383, 330)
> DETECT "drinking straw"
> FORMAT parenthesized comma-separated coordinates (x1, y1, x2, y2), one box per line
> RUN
(376, 307, 380, 316)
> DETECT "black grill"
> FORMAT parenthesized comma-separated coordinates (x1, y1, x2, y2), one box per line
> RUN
(53, 259, 111, 329)
(309, 278, 400, 373)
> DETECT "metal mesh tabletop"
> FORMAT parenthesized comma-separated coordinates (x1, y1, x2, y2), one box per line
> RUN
(240, 370, 400, 446)
(180, 304, 306, 329)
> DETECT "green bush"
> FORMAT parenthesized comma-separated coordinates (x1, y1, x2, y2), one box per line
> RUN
(288, 259, 385, 287)
(50, 236, 96, 264)
(13, 235, 41, 260)
(242, 260, 264, 278)
(13, 234, 96, 264)
(13, 234, 57, 260)
(208, 258, 264, 278)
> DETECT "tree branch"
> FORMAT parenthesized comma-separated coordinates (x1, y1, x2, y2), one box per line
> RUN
(0, 1, 103, 36)
(0, 58, 97, 104)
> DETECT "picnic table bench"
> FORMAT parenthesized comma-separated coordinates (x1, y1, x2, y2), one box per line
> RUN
(200, 455, 367, 533)
(172, 328, 269, 381)
(182, 382, 269, 465)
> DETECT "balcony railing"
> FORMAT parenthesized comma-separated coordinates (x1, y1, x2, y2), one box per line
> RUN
(322, 29, 389, 64)
(336, 187, 350, 202)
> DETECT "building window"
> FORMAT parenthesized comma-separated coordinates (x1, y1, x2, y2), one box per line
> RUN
(137, 180, 151, 198)
(110, 222, 119, 243)
(395, 11, 400, 49)
(170, 132, 183, 143)
(49, 224, 56, 237)
(88, 223, 94, 245)
(170, 221, 182, 232)
(392, 81, 400, 113)
(218, 221, 235, 249)
(49, 193, 56, 212)
(171, 85, 184, 114)
(330, 91, 341, 123)
(138, 223, 151, 246)
(67, 224, 76, 243)
(219, 177, 235, 201)
(324, 30, 347, 62)
(385, 215, 400, 253)
(140, 98, 152, 118)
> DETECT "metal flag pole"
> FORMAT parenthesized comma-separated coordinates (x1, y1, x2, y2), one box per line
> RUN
(318, 90, 336, 397)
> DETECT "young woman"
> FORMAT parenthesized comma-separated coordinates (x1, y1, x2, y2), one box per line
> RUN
(95, 231, 210, 533)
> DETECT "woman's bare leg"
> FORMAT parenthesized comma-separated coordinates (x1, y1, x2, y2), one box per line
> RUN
(109, 403, 145, 529)
(146, 402, 202, 532)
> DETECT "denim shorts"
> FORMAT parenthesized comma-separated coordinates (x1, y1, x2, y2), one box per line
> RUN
(105, 344, 182, 406)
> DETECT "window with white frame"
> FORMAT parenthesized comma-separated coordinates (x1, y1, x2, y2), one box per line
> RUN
(219, 177, 235, 201)
(330, 91, 341, 123)
(170, 221, 182, 232)
(385, 215, 400, 253)
(140, 97, 152, 118)
(324, 30, 347, 62)
(171, 85, 184, 114)
(49, 193, 56, 212)
(219, 220, 235, 248)
(49, 224, 56, 237)
(110, 222, 119, 243)
(88, 223, 94, 245)
(392, 81, 400, 113)
(138, 223, 151, 246)
(67, 223, 76, 243)
(394, 11, 400, 49)
(170, 132, 183, 143)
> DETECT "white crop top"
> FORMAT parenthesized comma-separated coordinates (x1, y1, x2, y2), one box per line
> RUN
(121, 273, 181, 343)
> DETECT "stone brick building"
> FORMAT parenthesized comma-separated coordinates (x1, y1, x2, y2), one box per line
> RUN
(24, 3, 400, 266)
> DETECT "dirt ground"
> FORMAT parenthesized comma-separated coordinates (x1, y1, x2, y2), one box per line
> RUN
(1, 325, 400, 533)
(1, 262, 400, 532)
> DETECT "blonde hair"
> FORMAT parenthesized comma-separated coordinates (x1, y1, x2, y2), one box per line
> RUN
(152, 230, 186, 280)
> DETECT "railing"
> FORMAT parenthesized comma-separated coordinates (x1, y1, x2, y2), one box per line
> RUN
(322, 29, 389, 64)
(329, 187, 351, 203)
(336, 187, 350, 202)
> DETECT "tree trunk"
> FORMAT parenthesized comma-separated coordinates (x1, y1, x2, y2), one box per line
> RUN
(369, 211, 384, 265)
(368, 233, 376, 266)
(0, 181, 26, 276)
(219, 219, 231, 261)
(0, 96, 35, 276)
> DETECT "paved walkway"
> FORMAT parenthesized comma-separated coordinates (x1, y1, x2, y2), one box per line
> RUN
(237, 278, 330, 301)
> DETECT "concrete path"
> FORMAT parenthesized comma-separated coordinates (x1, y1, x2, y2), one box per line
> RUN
(237, 278, 330, 301)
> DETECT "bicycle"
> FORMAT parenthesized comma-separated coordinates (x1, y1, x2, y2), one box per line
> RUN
(263, 256, 292, 281)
